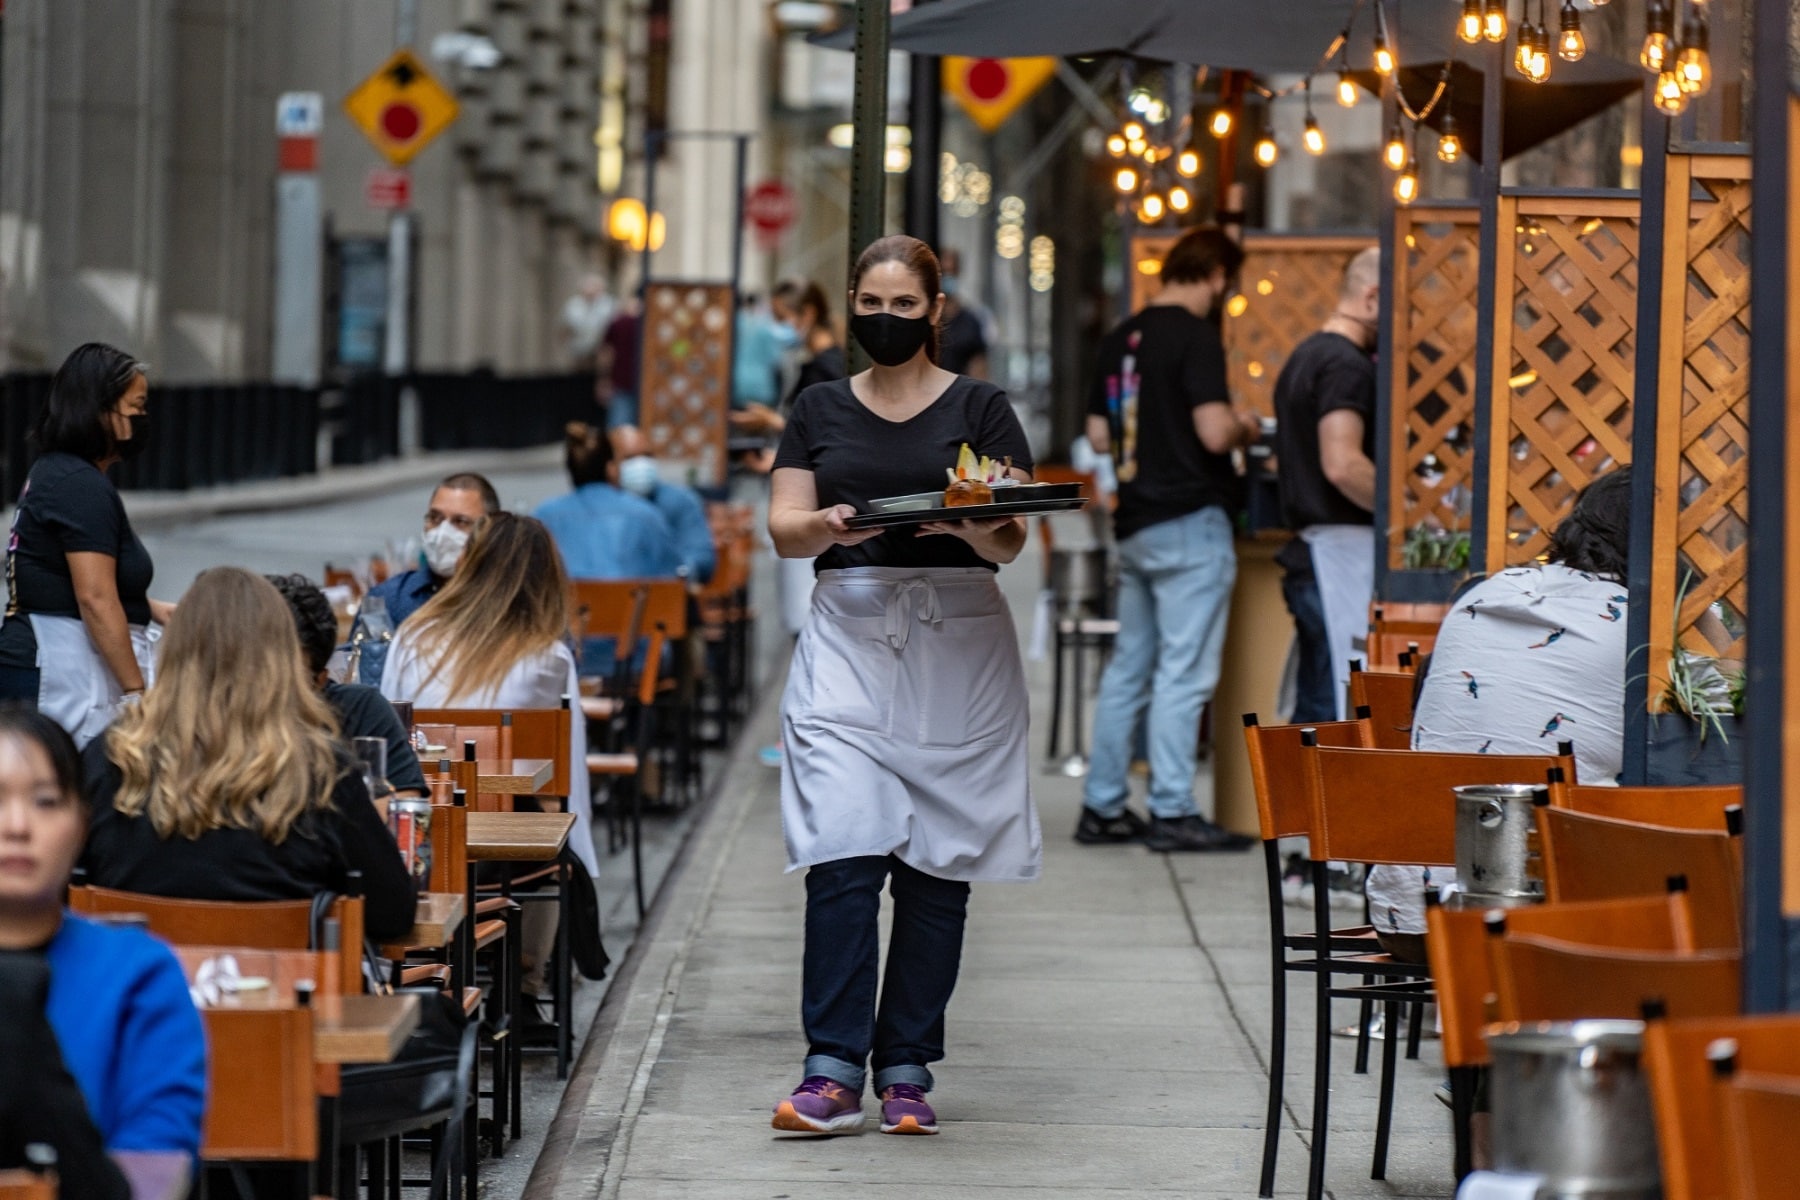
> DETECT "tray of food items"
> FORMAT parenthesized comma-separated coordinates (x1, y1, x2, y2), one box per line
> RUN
(844, 444, 1090, 530)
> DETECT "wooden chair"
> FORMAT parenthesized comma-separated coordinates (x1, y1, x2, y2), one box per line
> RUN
(1295, 738, 1575, 1200)
(1642, 1014, 1800, 1200)
(1370, 601, 1451, 626)
(68, 886, 363, 991)
(1347, 669, 1416, 750)
(1366, 630, 1433, 670)
(1535, 804, 1743, 950)
(0, 1171, 57, 1199)
(1487, 932, 1740, 1024)
(571, 577, 699, 807)
(197, 1007, 320, 1170)
(1241, 711, 1376, 1198)
(413, 705, 574, 812)
(1720, 1070, 1800, 1200)
(1543, 775, 1743, 832)
(587, 612, 672, 918)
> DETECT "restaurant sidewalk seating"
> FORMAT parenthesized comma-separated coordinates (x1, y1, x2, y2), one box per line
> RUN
(1347, 668, 1417, 750)
(1644, 1013, 1800, 1200)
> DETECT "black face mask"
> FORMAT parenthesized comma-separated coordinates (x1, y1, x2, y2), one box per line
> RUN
(117, 412, 150, 460)
(850, 312, 933, 368)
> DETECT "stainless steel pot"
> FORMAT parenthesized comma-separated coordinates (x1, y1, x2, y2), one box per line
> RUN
(1454, 783, 1545, 900)
(1488, 1020, 1661, 1199)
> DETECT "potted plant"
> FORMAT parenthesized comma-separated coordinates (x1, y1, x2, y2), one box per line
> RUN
(1390, 522, 1471, 603)
(1643, 580, 1745, 785)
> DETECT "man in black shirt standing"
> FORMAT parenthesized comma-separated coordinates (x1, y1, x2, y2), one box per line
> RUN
(1272, 247, 1382, 723)
(1077, 226, 1261, 852)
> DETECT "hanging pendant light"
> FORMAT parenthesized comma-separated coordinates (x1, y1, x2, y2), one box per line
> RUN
(1114, 165, 1139, 193)
(1675, 6, 1712, 95)
(1384, 120, 1409, 171)
(1253, 132, 1279, 167)
(1168, 185, 1192, 213)
(1459, 0, 1484, 43)
(1641, 0, 1674, 73)
(1437, 111, 1464, 164)
(1209, 109, 1235, 138)
(1140, 192, 1166, 222)
(1556, 1, 1586, 61)
(1653, 69, 1688, 115)
(1482, 0, 1508, 42)
(1337, 71, 1360, 108)
(1176, 148, 1202, 177)
(1373, 32, 1396, 77)
(1395, 157, 1421, 204)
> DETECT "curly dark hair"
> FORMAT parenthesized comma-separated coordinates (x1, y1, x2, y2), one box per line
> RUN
(265, 573, 338, 677)
(1545, 467, 1631, 580)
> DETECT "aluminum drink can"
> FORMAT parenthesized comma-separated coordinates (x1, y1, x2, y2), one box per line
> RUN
(388, 797, 433, 887)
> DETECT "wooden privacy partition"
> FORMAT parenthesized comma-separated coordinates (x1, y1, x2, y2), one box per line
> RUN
(1386, 204, 1480, 573)
(1645, 153, 1752, 680)
(1483, 193, 1642, 569)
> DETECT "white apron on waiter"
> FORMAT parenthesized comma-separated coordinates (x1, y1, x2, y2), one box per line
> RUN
(780, 566, 1041, 883)
(30, 614, 159, 749)
(1301, 524, 1376, 721)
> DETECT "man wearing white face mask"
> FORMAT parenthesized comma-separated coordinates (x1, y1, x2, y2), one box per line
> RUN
(611, 426, 716, 584)
(351, 473, 499, 685)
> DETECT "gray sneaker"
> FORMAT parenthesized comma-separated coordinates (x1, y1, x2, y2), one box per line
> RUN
(1144, 814, 1256, 853)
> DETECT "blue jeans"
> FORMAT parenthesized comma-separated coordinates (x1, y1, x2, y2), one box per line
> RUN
(1083, 506, 1237, 820)
(802, 855, 970, 1094)
(1281, 566, 1339, 724)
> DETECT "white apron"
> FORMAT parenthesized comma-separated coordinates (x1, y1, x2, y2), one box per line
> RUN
(30, 614, 160, 749)
(780, 566, 1041, 883)
(1301, 525, 1376, 721)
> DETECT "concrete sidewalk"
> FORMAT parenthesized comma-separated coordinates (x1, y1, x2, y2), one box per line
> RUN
(530, 542, 1459, 1200)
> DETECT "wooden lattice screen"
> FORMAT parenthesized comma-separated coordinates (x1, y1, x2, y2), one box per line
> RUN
(1387, 205, 1481, 569)
(1130, 232, 1375, 417)
(1484, 195, 1642, 568)
(638, 281, 733, 486)
(1647, 153, 1752, 687)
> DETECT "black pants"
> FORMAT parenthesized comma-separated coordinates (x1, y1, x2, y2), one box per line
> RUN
(1280, 566, 1339, 724)
(0, 666, 39, 706)
(801, 854, 970, 1094)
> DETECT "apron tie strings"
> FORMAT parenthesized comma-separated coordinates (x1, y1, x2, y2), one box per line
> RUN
(883, 577, 942, 651)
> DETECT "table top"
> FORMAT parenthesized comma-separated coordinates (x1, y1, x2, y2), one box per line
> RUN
(466, 811, 574, 862)
(476, 757, 555, 795)
(315, 993, 420, 1063)
(379, 891, 466, 954)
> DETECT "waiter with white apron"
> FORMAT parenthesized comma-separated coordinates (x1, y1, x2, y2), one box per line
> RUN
(0, 344, 171, 746)
(766, 236, 1040, 1138)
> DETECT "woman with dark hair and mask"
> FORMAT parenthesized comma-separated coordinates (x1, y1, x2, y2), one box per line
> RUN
(0, 344, 173, 744)
(765, 235, 1039, 1138)
(1366, 466, 1635, 965)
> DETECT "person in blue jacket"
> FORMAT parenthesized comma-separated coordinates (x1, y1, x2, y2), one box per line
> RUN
(0, 705, 205, 1200)
(611, 425, 716, 584)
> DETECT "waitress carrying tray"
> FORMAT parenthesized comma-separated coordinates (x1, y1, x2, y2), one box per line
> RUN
(844, 482, 1088, 530)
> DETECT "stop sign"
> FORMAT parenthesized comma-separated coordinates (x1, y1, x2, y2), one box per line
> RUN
(744, 179, 797, 238)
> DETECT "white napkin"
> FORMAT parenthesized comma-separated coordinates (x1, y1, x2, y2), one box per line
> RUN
(1457, 1171, 1547, 1200)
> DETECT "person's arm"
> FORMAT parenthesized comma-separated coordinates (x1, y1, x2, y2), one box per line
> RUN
(102, 944, 206, 1193)
(915, 464, 1032, 564)
(1192, 403, 1262, 455)
(146, 599, 177, 626)
(67, 552, 146, 693)
(768, 468, 884, 559)
(1319, 409, 1377, 512)
(331, 770, 419, 941)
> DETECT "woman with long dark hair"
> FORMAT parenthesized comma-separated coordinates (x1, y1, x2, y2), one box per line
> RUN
(0, 344, 172, 744)
(766, 236, 1039, 1137)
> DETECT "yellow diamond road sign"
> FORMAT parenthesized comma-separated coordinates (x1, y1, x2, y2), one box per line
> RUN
(343, 49, 459, 166)
(943, 57, 1057, 134)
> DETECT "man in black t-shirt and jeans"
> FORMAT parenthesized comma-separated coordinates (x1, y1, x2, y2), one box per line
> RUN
(1077, 226, 1262, 853)
(1272, 247, 1381, 726)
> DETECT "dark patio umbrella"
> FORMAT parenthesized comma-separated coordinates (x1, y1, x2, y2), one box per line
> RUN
(816, 0, 1641, 160)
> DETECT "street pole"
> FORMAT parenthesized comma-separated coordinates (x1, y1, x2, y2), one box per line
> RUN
(386, 0, 419, 453)
(903, 0, 940, 250)
(847, 0, 889, 371)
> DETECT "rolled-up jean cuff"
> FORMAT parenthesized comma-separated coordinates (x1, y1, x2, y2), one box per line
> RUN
(873, 1064, 934, 1093)
(803, 1054, 865, 1093)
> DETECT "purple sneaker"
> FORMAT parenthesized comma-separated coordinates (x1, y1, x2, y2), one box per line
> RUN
(772, 1076, 865, 1134)
(878, 1083, 939, 1135)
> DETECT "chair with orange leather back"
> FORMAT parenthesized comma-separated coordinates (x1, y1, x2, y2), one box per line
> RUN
(1542, 772, 1742, 832)
(1347, 669, 1416, 750)
(1642, 1013, 1800, 1200)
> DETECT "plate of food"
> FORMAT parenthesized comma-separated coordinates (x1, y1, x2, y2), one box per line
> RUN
(845, 444, 1090, 529)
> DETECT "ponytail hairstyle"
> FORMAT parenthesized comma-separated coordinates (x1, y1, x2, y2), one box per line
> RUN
(850, 235, 943, 364)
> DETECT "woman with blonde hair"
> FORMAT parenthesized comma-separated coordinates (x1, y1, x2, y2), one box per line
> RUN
(379, 512, 598, 877)
(80, 567, 417, 941)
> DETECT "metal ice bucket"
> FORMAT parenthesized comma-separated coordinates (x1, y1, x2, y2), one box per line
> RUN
(1454, 783, 1545, 901)
(1488, 1020, 1661, 1199)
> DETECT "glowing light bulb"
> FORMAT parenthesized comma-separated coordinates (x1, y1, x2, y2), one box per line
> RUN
(1176, 148, 1201, 177)
(1557, 2, 1586, 61)
(1675, 13, 1711, 95)
(1253, 135, 1278, 167)
(1140, 192, 1165, 222)
(1482, 0, 1507, 42)
(1437, 115, 1463, 164)
(1641, 1, 1674, 72)
(1653, 69, 1688, 115)
(1528, 26, 1553, 82)
(1372, 34, 1395, 77)
(1123, 122, 1145, 142)
(1127, 138, 1148, 157)
(1303, 114, 1326, 156)
(1114, 165, 1138, 193)
(1106, 134, 1128, 157)
(1459, 0, 1484, 44)
(1515, 22, 1534, 76)
(1209, 109, 1234, 138)
(1337, 72, 1359, 108)
(1168, 185, 1191, 213)
(1395, 158, 1420, 205)
(1383, 123, 1408, 171)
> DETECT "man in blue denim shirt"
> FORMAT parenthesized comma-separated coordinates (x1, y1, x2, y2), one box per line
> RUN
(611, 425, 715, 584)
(1077, 227, 1262, 853)
(352, 472, 499, 684)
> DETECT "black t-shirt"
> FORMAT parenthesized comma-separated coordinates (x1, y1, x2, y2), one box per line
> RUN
(1084, 306, 1242, 541)
(324, 681, 427, 795)
(939, 307, 989, 375)
(1272, 331, 1377, 530)
(80, 741, 419, 942)
(774, 376, 1034, 574)
(784, 345, 847, 410)
(0, 453, 155, 668)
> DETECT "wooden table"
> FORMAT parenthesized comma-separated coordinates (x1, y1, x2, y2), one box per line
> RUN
(379, 891, 466, 954)
(466, 811, 574, 862)
(476, 757, 554, 795)
(314, 994, 420, 1063)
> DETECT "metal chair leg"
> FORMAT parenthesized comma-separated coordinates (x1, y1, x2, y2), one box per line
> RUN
(1371, 999, 1401, 1179)
(1353, 981, 1374, 1074)
(1259, 841, 1288, 1198)
(1306, 861, 1332, 1200)
(1406, 989, 1425, 1060)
